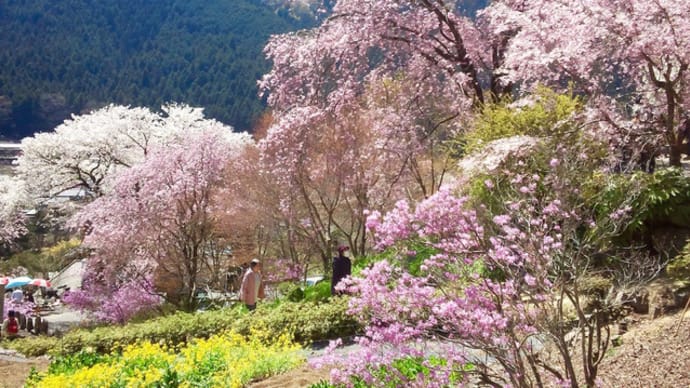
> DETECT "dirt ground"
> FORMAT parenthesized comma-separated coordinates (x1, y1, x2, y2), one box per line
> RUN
(597, 309, 690, 387)
(2, 309, 689, 387)
(0, 355, 49, 388)
(249, 366, 330, 388)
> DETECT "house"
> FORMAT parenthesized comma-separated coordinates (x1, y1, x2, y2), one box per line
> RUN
(0, 142, 21, 176)
(0, 142, 21, 166)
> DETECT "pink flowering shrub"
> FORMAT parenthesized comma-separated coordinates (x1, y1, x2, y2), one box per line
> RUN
(3, 296, 35, 320)
(317, 143, 645, 387)
(328, 185, 562, 386)
(64, 269, 160, 324)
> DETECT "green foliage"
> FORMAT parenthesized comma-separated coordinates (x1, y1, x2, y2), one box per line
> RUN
(353, 240, 440, 277)
(5, 298, 359, 358)
(279, 280, 331, 303)
(577, 275, 614, 297)
(585, 168, 690, 240)
(0, 250, 41, 275)
(309, 356, 466, 388)
(40, 239, 81, 261)
(234, 298, 359, 343)
(2, 336, 59, 358)
(352, 252, 385, 276)
(400, 241, 440, 276)
(467, 171, 514, 217)
(47, 348, 112, 375)
(462, 89, 606, 222)
(462, 86, 582, 154)
(286, 284, 306, 302)
(310, 380, 335, 388)
(304, 281, 332, 303)
(466, 132, 605, 222)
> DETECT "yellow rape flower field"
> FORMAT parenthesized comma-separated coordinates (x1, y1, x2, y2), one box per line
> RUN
(27, 329, 305, 388)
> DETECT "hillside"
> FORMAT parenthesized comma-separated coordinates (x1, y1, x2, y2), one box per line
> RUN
(0, 0, 311, 140)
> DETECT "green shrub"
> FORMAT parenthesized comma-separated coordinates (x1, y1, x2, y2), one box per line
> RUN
(3, 336, 59, 357)
(462, 87, 582, 154)
(286, 285, 306, 302)
(304, 281, 331, 303)
(585, 168, 690, 243)
(234, 298, 359, 343)
(5, 307, 243, 357)
(47, 348, 112, 375)
(6, 298, 359, 358)
(353, 241, 441, 277)
(276, 281, 296, 295)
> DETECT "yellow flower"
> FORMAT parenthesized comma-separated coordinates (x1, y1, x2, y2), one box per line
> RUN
(33, 329, 305, 387)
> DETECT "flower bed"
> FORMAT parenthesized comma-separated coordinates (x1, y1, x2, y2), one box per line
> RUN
(27, 329, 304, 387)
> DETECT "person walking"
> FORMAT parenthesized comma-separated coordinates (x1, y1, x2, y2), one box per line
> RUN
(240, 259, 265, 311)
(331, 245, 352, 296)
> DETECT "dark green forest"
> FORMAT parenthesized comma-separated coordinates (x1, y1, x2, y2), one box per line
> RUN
(0, 0, 314, 140)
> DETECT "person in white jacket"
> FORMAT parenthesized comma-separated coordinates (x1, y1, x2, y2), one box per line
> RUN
(240, 259, 265, 311)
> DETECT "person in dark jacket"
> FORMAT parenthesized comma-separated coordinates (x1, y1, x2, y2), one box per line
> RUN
(331, 245, 352, 296)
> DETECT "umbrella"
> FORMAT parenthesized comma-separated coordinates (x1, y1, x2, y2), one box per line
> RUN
(30, 278, 51, 288)
(0, 276, 10, 286)
(5, 276, 33, 289)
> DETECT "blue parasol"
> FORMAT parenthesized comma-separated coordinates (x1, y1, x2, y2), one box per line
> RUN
(5, 276, 33, 289)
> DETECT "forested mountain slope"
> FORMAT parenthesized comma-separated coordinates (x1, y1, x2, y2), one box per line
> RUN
(0, 0, 308, 140)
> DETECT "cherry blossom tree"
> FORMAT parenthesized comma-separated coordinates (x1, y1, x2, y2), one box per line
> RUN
(71, 128, 251, 313)
(18, 105, 161, 200)
(259, 0, 499, 181)
(212, 142, 285, 292)
(258, 0, 527, 270)
(259, 102, 444, 274)
(259, 0, 509, 185)
(485, 0, 690, 165)
(261, 0, 510, 113)
(0, 175, 28, 251)
(17, 103, 237, 201)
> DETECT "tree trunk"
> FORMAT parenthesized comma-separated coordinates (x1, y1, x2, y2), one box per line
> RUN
(0, 285, 4, 322)
(669, 143, 683, 167)
(322, 253, 331, 278)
